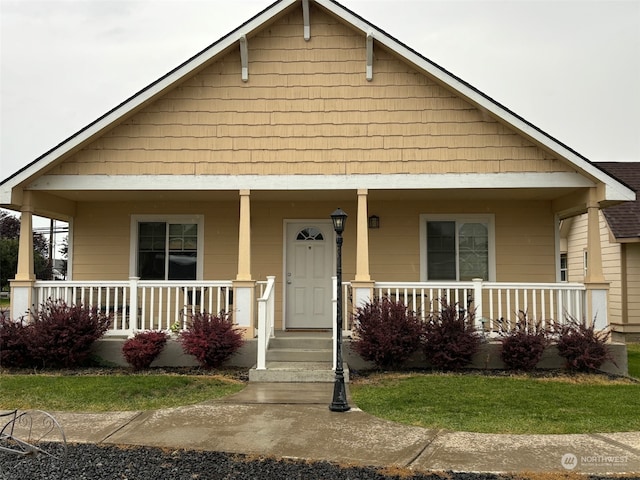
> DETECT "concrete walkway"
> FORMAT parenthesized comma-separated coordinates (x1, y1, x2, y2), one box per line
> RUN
(53, 383, 639, 476)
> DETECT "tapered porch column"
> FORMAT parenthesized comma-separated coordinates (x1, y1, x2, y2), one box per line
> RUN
(234, 189, 255, 337)
(10, 192, 36, 319)
(585, 188, 609, 329)
(351, 189, 374, 311)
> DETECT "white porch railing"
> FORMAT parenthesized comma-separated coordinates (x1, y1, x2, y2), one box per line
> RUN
(255, 276, 276, 370)
(358, 280, 586, 330)
(32, 279, 233, 336)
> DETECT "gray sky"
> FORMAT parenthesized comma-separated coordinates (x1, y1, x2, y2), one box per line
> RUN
(1, 0, 639, 181)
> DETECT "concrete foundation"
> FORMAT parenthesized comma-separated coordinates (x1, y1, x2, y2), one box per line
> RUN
(343, 340, 628, 376)
(91, 337, 257, 368)
(91, 337, 628, 376)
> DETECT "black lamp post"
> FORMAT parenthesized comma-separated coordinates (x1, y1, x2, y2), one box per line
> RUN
(329, 207, 350, 412)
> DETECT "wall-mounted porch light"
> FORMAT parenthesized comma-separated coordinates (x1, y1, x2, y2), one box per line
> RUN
(368, 215, 380, 229)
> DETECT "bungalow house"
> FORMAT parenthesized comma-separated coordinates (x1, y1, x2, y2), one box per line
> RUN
(561, 162, 640, 342)
(0, 0, 634, 374)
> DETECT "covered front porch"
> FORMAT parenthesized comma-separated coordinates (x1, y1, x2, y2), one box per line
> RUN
(6, 184, 614, 374)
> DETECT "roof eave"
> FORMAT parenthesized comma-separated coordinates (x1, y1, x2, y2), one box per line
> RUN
(1, 0, 634, 206)
(0, 0, 297, 202)
(315, 0, 635, 203)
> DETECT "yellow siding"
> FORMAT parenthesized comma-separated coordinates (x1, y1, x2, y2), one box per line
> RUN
(566, 214, 587, 284)
(71, 197, 557, 328)
(624, 244, 640, 326)
(565, 211, 623, 326)
(72, 201, 239, 282)
(48, 5, 572, 177)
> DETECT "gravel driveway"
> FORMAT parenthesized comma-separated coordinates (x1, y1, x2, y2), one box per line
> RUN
(0, 443, 622, 480)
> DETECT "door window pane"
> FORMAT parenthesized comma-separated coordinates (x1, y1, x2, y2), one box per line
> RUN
(427, 221, 456, 280)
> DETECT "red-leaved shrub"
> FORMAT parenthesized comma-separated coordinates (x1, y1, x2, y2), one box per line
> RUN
(178, 311, 244, 369)
(351, 297, 425, 369)
(497, 311, 550, 371)
(0, 313, 31, 368)
(122, 330, 169, 370)
(555, 316, 614, 372)
(28, 299, 112, 368)
(422, 299, 482, 371)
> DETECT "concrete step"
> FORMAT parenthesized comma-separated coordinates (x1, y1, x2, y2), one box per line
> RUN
(268, 337, 332, 350)
(267, 348, 332, 363)
(248, 362, 349, 383)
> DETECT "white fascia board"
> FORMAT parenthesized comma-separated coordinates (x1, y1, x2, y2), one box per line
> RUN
(28, 172, 594, 192)
(314, 0, 634, 202)
(0, 0, 298, 195)
(0, 186, 11, 205)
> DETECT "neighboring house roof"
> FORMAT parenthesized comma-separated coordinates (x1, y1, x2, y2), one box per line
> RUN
(0, 0, 635, 206)
(597, 162, 640, 240)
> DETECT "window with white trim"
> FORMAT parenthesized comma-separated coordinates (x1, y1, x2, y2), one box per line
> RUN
(560, 253, 568, 282)
(131, 216, 203, 280)
(421, 215, 495, 281)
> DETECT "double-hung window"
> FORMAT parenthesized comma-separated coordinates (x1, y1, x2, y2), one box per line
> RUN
(420, 215, 495, 281)
(131, 216, 203, 280)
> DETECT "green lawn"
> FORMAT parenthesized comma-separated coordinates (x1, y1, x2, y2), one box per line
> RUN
(1, 344, 638, 435)
(0, 373, 244, 412)
(627, 343, 640, 379)
(350, 372, 640, 434)
(351, 345, 640, 435)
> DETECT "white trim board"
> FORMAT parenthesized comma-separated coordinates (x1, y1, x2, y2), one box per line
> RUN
(25, 172, 600, 193)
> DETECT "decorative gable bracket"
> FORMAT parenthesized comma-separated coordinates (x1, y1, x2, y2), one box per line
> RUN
(302, 0, 311, 41)
(366, 31, 374, 81)
(240, 35, 249, 82)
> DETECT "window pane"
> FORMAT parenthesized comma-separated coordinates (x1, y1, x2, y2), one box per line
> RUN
(138, 222, 166, 280)
(138, 221, 198, 280)
(168, 252, 197, 280)
(459, 223, 488, 281)
(427, 221, 456, 280)
(297, 227, 324, 241)
(168, 223, 198, 280)
(138, 252, 165, 280)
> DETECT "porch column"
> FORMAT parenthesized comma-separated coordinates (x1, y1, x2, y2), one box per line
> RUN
(234, 189, 255, 337)
(352, 189, 374, 312)
(10, 192, 36, 319)
(237, 189, 252, 281)
(584, 188, 609, 329)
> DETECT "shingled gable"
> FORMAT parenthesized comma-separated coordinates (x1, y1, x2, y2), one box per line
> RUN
(597, 162, 640, 240)
(0, 0, 635, 207)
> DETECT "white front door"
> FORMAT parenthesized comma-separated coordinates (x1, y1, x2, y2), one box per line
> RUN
(285, 221, 333, 329)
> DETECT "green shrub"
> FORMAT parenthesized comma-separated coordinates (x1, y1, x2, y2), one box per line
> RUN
(178, 311, 244, 369)
(122, 330, 169, 371)
(555, 316, 614, 372)
(422, 299, 482, 371)
(351, 297, 425, 369)
(497, 311, 551, 371)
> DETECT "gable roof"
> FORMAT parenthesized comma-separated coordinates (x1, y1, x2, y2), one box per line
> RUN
(0, 0, 635, 206)
(597, 162, 640, 239)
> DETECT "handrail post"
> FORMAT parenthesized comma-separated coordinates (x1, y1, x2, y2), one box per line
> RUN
(257, 299, 267, 370)
(256, 276, 275, 370)
(128, 277, 139, 338)
(472, 278, 484, 330)
(266, 276, 276, 339)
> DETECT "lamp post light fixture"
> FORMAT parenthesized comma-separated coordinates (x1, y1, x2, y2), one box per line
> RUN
(329, 207, 350, 412)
